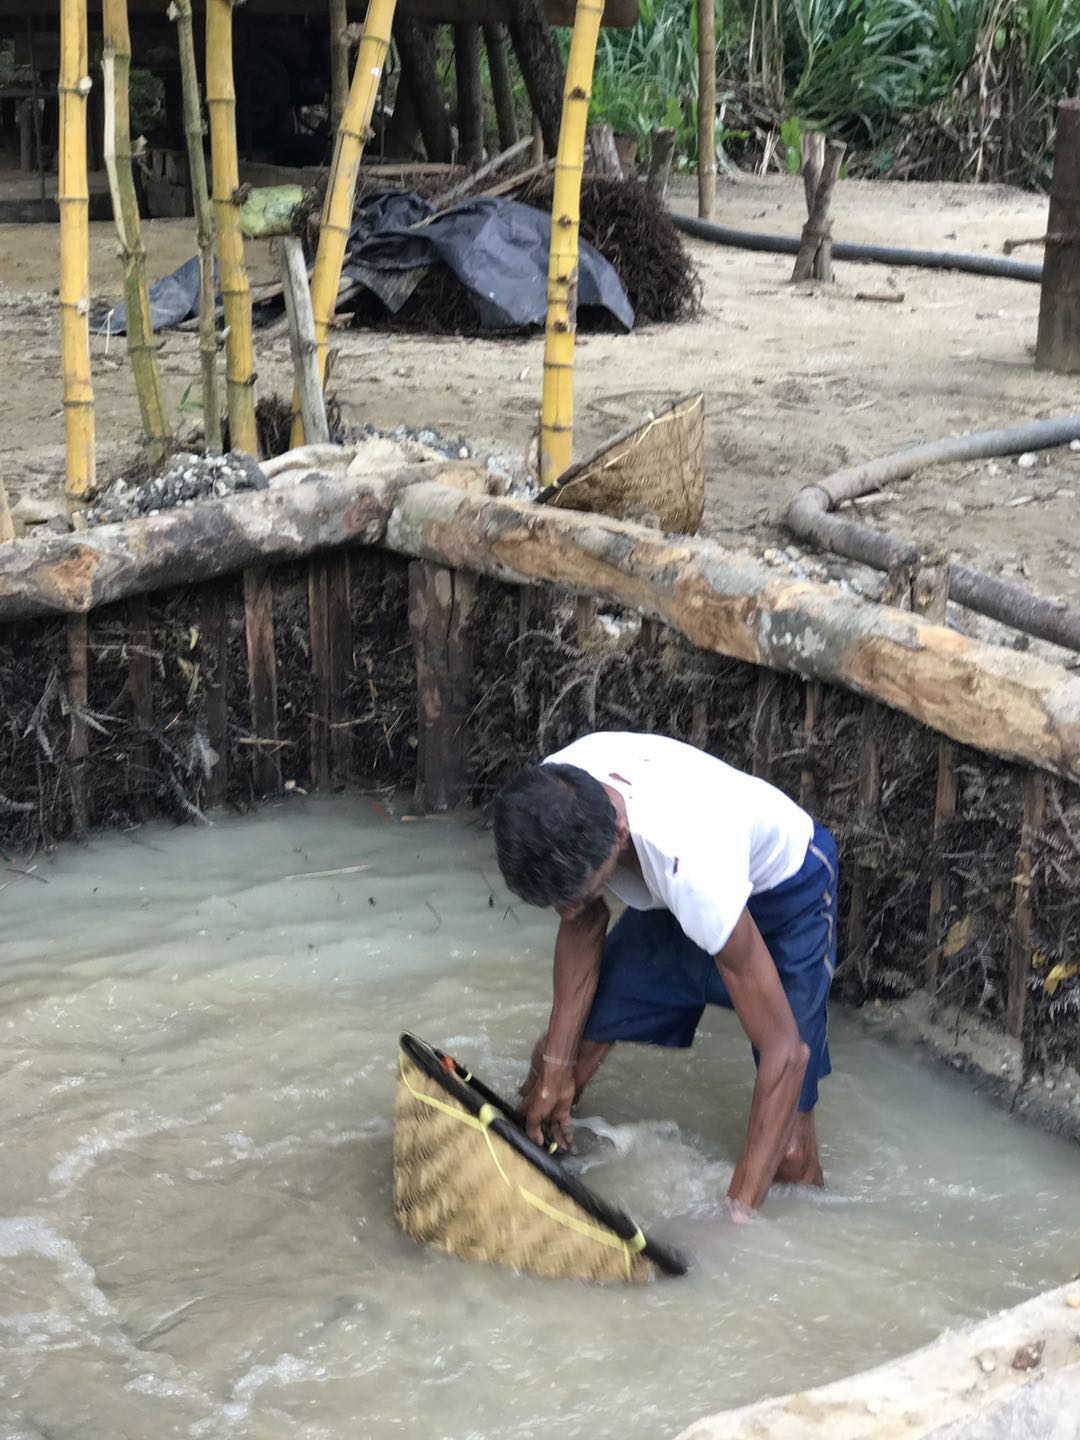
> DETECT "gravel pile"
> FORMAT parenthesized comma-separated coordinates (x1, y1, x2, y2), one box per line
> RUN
(90, 451, 268, 524)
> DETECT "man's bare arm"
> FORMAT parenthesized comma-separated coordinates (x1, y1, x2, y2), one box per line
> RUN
(524, 896, 609, 1146)
(716, 908, 809, 1212)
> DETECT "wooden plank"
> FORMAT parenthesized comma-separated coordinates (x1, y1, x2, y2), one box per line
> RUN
(408, 560, 476, 813)
(65, 613, 89, 834)
(1005, 771, 1047, 1040)
(127, 595, 154, 808)
(243, 567, 281, 795)
(200, 582, 229, 808)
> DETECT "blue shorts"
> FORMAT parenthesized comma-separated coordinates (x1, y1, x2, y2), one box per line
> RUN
(582, 822, 838, 1111)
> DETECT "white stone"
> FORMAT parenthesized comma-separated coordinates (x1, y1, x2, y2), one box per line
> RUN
(1017, 452, 1038, 469)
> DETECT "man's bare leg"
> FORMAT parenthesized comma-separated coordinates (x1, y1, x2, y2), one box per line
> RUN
(773, 1109, 824, 1187)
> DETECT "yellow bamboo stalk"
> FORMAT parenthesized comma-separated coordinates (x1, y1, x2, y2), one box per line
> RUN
(169, 0, 221, 452)
(539, 0, 604, 486)
(59, 0, 95, 502)
(102, 0, 170, 462)
(206, 0, 258, 456)
(291, 0, 396, 446)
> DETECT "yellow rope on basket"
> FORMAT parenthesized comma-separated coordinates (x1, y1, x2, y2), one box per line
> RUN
(398, 1053, 647, 1278)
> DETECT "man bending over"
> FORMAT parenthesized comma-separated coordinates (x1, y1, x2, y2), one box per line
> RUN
(493, 731, 838, 1216)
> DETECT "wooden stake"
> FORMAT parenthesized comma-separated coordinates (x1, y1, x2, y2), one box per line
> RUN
(1036, 98, 1080, 373)
(278, 236, 330, 444)
(530, 113, 544, 165)
(207, 0, 258, 456)
(328, 0, 350, 136)
(1006, 771, 1047, 1039)
(243, 566, 281, 794)
(847, 700, 882, 953)
(170, 0, 221, 452)
(102, 0, 170, 463)
(65, 613, 89, 833)
(690, 698, 709, 751)
(59, 0, 96, 502)
(127, 594, 153, 807)
(587, 123, 622, 178)
(751, 668, 779, 779)
(308, 550, 353, 788)
(646, 127, 676, 203)
(453, 24, 484, 168)
(0, 473, 14, 544)
(799, 680, 822, 808)
(696, 0, 716, 221)
(408, 560, 477, 813)
(792, 139, 845, 284)
(915, 560, 956, 993)
(484, 24, 520, 151)
(200, 582, 229, 808)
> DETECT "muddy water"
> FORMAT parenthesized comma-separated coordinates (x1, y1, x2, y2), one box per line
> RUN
(1, 797, 1077, 1440)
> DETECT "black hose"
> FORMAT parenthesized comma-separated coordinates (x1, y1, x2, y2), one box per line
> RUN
(670, 213, 1043, 284)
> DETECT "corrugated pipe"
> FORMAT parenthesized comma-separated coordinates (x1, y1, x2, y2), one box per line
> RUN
(670, 213, 1043, 284)
(785, 417, 1080, 654)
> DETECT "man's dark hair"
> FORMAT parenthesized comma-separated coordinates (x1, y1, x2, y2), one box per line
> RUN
(494, 763, 616, 908)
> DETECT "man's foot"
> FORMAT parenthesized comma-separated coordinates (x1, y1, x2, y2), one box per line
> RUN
(774, 1109, 824, 1187)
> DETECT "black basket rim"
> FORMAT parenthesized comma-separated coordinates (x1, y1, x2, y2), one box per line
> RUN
(398, 1032, 689, 1279)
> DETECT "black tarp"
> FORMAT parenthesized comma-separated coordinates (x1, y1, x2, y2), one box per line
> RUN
(102, 192, 634, 335)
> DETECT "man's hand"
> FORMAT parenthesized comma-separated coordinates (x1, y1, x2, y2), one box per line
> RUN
(524, 1062, 576, 1150)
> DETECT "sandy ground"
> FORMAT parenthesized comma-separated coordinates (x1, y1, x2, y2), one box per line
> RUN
(1, 170, 1078, 614)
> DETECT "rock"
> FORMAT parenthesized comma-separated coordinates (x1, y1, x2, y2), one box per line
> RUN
(977, 1353, 997, 1374)
(1065, 1294, 1080, 1309)
(1017, 452, 1038, 469)
(1011, 1339, 1045, 1371)
(943, 499, 964, 518)
(458, 447, 469, 460)
(11, 494, 70, 527)
(1071, 438, 1080, 452)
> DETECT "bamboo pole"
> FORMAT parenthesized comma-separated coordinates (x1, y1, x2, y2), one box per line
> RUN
(697, 0, 716, 221)
(169, 0, 221, 452)
(539, 0, 603, 485)
(59, 0, 96, 502)
(329, 0, 350, 136)
(292, 0, 397, 446)
(102, 0, 170, 463)
(206, 0, 258, 457)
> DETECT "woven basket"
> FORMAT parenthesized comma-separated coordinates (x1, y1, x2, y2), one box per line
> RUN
(393, 1034, 687, 1284)
(537, 390, 705, 535)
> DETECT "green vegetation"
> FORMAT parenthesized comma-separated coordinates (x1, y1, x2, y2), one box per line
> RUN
(585, 0, 1080, 186)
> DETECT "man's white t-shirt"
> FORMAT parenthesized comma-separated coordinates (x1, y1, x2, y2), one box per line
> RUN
(543, 732, 813, 955)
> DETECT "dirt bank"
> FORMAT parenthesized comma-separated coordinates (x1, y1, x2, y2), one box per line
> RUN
(0, 172, 1077, 616)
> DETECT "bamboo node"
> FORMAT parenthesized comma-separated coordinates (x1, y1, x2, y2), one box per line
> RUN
(230, 183, 253, 206)
(569, 86, 588, 101)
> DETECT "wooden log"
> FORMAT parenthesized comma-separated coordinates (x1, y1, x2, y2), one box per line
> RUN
(799, 680, 822, 808)
(453, 24, 484, 167)
(278, 235, 330, 445)
(792, 139, 844, 283)
(645, 126, 675, 203)
(587, 122, 622, 178)
(393, 16, 453, 164)
(127, 594, 153, 806)
(243, 566, 281, 794)
(696, 0, 715, 220)
(408, 560, 477, 813)
(65, 613, 89, 834)
(5, 477, 1080, 784)
(1036, 98, 1080, 373)
(200, 582, 229, 808)
(506, 0, 564, 157)
(1005, 770, 1047, 1039)
(483, 23, 519, 151)
(915, 560, 956, 992)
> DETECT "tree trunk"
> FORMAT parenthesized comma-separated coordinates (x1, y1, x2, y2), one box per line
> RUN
(696, 0, 716, 220)
(1036, 98, 1080, 373)
(587, 122, 622, 177)
(484, 23, 519, 151)
(328, 0, 350, 136)
(453, 23, 484, 167)
(506, 0, 564, 156)
(393, 16, 453, 163)
(792, 138, 844, 283)
(646, 127, 675, 203)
